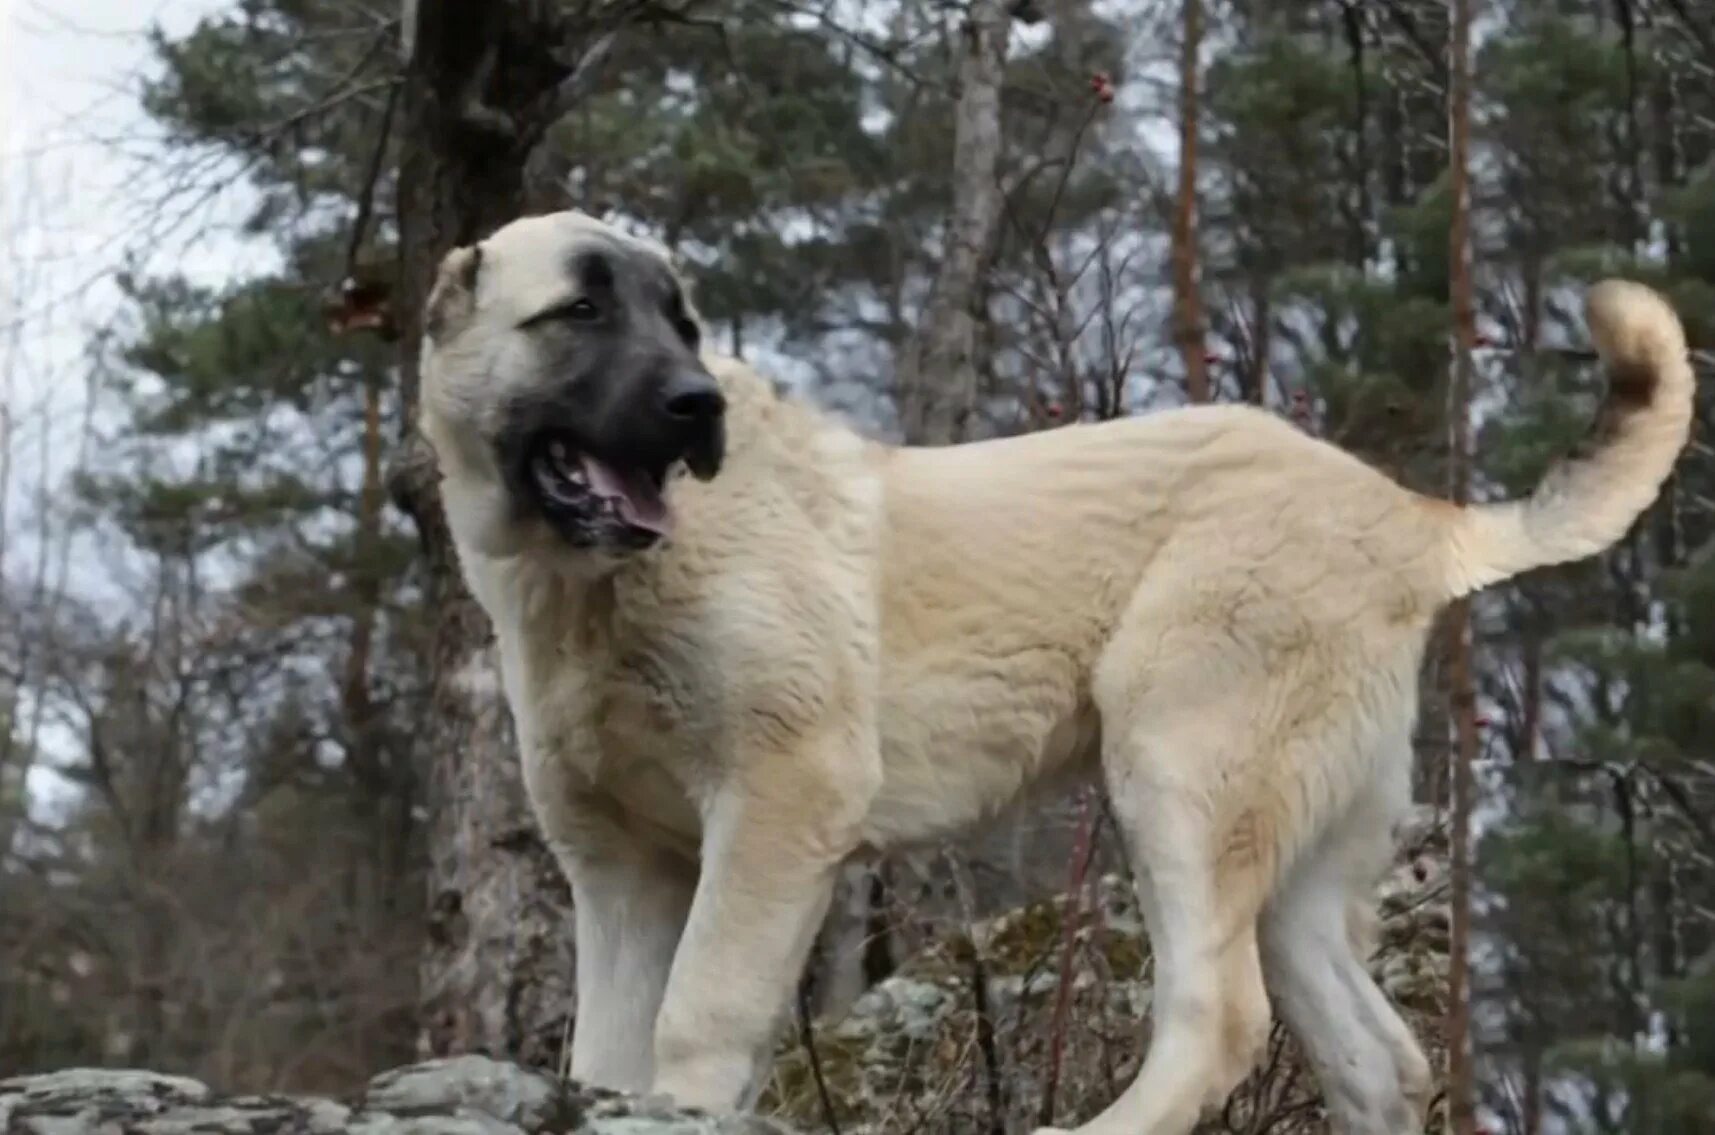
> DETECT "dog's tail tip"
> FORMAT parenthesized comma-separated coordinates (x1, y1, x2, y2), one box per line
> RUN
(1437, 279, 1696, 600)
(1585, 278, 1692, 386)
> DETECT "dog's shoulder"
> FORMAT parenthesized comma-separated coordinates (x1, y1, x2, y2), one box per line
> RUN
(690, 355, 887, 560)
(596, 358, 885, 737)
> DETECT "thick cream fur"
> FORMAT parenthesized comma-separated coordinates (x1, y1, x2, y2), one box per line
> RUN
(419, 211, 1695, 1135)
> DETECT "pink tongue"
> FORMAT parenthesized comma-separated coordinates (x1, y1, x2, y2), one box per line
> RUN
(579, 454, 672, 536)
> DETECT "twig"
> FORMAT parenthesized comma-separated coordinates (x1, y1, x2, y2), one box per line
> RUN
(1658, 0, 1715, 63)
(545, 27, 627, 125)
(344, 78, 401, 278)
(964, 935, 1006, 1134)
(795, 967, 842, 1135)
(1038, 786, 1100, 1127)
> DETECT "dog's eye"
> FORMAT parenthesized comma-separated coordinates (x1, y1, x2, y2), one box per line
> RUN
(558, 298, 601, 323)
(523, 298, 602, 328)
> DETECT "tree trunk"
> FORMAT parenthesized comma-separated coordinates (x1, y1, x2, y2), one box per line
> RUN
(1340, 0, 1372, 268)
(392, 1, 586, 1068)
(1445, 0, 1478, 1130)
(1519, 633, 1541, 762)
(1247, 275, 1270, 405)
(1172, 0, 1208, 404)
(1522, 1047, 1542, 1135)
(893, 0, 1008, 445)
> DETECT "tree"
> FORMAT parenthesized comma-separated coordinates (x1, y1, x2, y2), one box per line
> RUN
(1446, 0, 1478, 1131)
(893, 0, 1010, 444)
(1467, 2, 1715, 1129)
(1172, 0, 1208, 402)
(388, 1, 606, 1066)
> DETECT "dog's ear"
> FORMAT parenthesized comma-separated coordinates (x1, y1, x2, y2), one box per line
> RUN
(425, 244, 483, 341)
(641, 236, 705, 341)
(673, 264, 706, 336)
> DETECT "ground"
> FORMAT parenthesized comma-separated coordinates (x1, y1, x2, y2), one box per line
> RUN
(0, 810, 1450, 1135)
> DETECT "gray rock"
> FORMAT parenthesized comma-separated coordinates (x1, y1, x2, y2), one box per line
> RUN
(0, 1058, 792, 1135)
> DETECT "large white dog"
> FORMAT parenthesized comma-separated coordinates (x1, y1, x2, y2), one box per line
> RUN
(416, 209, 1695, 1135)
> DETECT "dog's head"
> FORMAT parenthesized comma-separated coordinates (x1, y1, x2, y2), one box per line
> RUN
(419, 210, 724, 558)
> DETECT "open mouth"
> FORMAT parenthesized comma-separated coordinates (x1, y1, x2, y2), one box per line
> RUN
(527, 431, 673, 539)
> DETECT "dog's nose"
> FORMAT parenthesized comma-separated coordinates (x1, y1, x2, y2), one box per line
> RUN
(661, 370, 726, 423)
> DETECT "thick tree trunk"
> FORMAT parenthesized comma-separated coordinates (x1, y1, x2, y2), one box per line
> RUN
(1172, 0, 1208, 404)
(893, 0, 1008, 445)
(1445, 0, 1477, 1130)
(392, 1, 583, 1068)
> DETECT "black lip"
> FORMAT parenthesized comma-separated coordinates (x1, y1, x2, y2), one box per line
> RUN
(684, 416, 726, 481)
(512, 430, 666, 550)
(493, 372, 724, 549)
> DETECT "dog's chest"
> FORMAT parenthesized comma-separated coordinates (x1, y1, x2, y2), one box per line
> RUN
(513, 622, 721, 847)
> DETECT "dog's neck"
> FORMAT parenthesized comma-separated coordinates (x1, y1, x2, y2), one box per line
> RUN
(478, 546, 622, 670)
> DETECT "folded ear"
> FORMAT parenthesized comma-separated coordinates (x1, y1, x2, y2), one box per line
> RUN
(672, 260, 705, 334)
(631, 231, 705, 333)
(425, 244, 483, 341)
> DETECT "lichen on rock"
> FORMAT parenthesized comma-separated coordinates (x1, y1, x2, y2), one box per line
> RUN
(0, 1056, 791, 1135)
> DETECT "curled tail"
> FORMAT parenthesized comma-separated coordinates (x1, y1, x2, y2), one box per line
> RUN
(1441, 279, 1696, 598)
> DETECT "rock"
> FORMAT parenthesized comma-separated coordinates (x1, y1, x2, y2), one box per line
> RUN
(0, 1057, 792, 1135)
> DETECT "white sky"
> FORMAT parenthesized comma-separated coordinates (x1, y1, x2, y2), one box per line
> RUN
(1, 0, 249, 817)
(1, 0, 249, 588)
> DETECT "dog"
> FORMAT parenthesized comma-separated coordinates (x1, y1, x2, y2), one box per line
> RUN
(416, 208, 1695, 1135)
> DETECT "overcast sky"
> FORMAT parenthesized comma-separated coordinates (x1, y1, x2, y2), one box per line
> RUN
(0, 0, 254, 590)
(1, 0, 245, 814)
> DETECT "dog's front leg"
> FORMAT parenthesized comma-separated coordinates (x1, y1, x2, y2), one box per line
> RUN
(526, 756, 696, 1094)
(565, 841, 696, 1092)
(649, 739, 875, 1111)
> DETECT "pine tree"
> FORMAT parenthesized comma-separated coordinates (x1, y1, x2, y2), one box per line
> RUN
(1469, 1, 1715, 1129)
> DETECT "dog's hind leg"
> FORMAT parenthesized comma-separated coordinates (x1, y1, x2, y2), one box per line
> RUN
(1261, 750, 1432, 1134)
(1033, 711, 1278, 1135)
(1037, 582, 1391, 1135)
